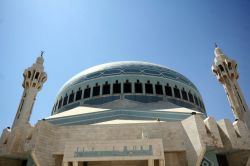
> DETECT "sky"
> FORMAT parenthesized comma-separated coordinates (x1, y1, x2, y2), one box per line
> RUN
(0, 0, 250, 132)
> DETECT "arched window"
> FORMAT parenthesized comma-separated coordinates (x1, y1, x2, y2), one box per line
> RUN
(165, 84, 172, 96)
(194, 95, 199, 106)
(113, 80, 121, 94)
(28, 71, 31, 78)
(63, 94, 68, 106)
(181, 88, 188, 101)
(199, 99, 204, 109)
(76, 88, 82, 101)
(55, 101, 58, 110)
(58, 97, 62, 109)
(188, 91, 194, 103)
(174, 86, 181, 98)
(84, 86, 90, 98)
(219, 65, 224, 72)
(135, 80, 142, 93)
(93, 83, 100, 97)
(123, 80, 132, 93)
(26, 81, 29, 88)
(155, 82, 163, 95)
(68, 91, 75, 103)
(102, 81, 110, 95)
(228, 62, 232, 70)
(35, 72, 40, 79)
(145, 80, 153, 94)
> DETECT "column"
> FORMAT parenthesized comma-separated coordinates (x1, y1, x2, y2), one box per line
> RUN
(159, 159, 165, 166)
(73, 161, 78, 166)
(63, 162, 68, 166)
(148, 159, 154, 166)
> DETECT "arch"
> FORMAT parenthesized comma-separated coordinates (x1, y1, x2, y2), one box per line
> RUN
(35, 72, 40, 79)
(181, 88, 188, 101)
(194, 95, 199, 106)
(28, 71, 31, 78)
(84, 86, 91, 98)
(54, 101, 58, 111)
(102, 81, 110, 95)
(58, 97, 63, 109)
(135, 80, 143, 93)
(93, 83, 100, 96)
(155, 82, 163, 95)
(69, 91, 75, 103)
(113, 80, 121, 94)
(218, 65, 224, 72)
(188, 91, 194, 103)
(76, 88, 82, 101)
(174, 86, 181, 98)
(165, 84, 172, 96)
(25, 81, 29, 88)
(63, 94, 68, 106)
(123, 80, 132, 93)
(145, 80, 153, 94)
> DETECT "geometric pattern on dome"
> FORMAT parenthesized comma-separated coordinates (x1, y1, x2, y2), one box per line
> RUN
(60, 61, 198, 93)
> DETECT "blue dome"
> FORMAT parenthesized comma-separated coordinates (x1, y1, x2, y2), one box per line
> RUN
(52, 61, 205, 115)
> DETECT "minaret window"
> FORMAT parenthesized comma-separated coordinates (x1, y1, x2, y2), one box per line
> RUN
(194, 95, 199, 106)
(213, 69, 218, 75)
(28, 71, 31, 78)
(174, 86, 181, 98)
(25, 82, 29, 88)
(145, 80, 153, 94)
(155, 82, 163, 95)
(181, 88, 188, 101)
(123, 80, 132, 93)
(93, 83, 100, 97)
(35, 72, 40, 79)
(76, 88, 82, 101)
(165, 84, 172, 96)
(32, 70, 35, 79)
(68, 91, 75, 103)
(102, 82, 110, 95)
(135, 80, 142, 93)
(228, 62, 232, 70)
(84, 86, 91, 98)
(219, 65, 224, 72)
(63, 94, 68, 106)
(58, 97, 62, 109)
(188, 91, 194, 103)
(113, 80, 121, 94)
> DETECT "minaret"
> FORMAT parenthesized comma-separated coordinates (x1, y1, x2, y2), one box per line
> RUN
(12, 52, 47, 129)
(211, 45, 250, 129)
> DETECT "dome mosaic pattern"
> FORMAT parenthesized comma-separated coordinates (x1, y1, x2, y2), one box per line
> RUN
(52, 61, 205, 115)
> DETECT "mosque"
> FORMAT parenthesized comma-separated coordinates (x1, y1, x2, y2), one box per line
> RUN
(0, 47, 250, 166)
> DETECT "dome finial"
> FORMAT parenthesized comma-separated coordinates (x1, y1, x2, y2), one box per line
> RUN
(41, 50, 44, 57)
(36, 51, 44, 64)
(214, 43, 218, 48)
(214, 44, 224, 57)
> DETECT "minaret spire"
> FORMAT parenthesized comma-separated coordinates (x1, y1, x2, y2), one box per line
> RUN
(41, 50, 44, 57)
(214, 43, 218, 48)
(12, 53, 47, 128)
(211, 46, 250, 129)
